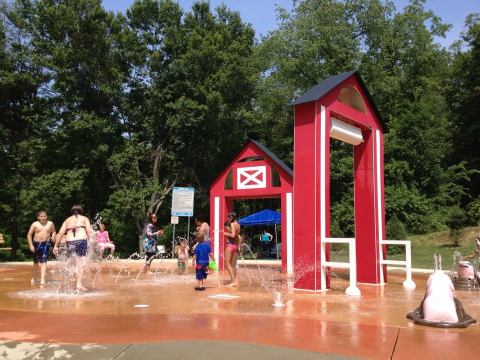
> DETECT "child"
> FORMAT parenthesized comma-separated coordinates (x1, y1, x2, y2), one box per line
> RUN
(143, 212, 164, 273)
(96, 223, 115, 259)
(27, 210, 56, 285)
(192, 232, 214, 291)
(177, 239, 189, 274)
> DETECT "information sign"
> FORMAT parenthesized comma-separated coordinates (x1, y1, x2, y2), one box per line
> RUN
(171, 187, 194, 216)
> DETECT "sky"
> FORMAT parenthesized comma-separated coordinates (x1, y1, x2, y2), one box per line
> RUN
(102, 0, 479, 47)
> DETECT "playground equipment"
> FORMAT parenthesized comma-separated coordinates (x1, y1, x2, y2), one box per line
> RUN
(210, 71, 415, 293)
(290, 70, 389, 291)
(210, 139, 293, 273)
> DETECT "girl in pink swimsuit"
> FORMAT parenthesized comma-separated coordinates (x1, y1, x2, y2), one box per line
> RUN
(224, 212, 240, 287)
(96, 223, 115, 259)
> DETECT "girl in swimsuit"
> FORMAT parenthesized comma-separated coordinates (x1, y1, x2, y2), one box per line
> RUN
(224, 212, 240, 287)
(53, 204, 94, 291)
(143, 212, 164, 273)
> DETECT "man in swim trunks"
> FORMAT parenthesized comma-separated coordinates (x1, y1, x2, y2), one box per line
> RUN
(53, 204, 94, 291)
(27, 210, 56, 285)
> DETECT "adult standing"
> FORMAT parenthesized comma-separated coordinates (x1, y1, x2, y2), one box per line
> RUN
(143, 212, 164, 273)
(53, 205, 94, 291)
(224, 212, 241, 287)
(194, 214, 211, 247)
(259, 229, 273, 257)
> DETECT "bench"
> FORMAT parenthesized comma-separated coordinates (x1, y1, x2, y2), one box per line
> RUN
(0, 233, 12, 251)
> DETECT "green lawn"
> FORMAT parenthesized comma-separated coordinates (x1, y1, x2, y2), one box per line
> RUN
(330, 226, 480, 270)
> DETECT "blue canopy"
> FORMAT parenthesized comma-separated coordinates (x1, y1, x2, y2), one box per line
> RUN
(238, 210, 281, 226)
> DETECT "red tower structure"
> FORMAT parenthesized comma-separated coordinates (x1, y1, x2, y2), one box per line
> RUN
(290, 71, 388, 291)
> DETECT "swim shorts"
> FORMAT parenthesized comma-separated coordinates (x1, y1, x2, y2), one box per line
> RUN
(33, 241, 51, 263)
(66, 239, 88, 257)
(195, 263, 209, 280)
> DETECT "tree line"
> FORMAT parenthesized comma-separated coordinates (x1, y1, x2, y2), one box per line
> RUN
(1, 0, 479, 258)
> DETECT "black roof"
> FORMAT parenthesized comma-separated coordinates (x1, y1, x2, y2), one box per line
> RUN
(249, 139, 293, 178)
(289, 70, 388, 132)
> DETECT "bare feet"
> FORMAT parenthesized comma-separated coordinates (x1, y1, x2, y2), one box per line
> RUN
(76, 285, 88, 292)
(227, 281, 238, 287)
(39, 281, 46, 285)
(30, 278, 36, 285)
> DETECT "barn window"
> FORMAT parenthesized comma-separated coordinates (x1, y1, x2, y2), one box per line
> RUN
(338, 86, 366, 113)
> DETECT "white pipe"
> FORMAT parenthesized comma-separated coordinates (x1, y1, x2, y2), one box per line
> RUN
(346, 238, 360, 296)
(274, 224, 279, 259)
(375, 129, 384, 284)
(286, 192, 293, 274)
(214, 197, 220, 265)
(330, 118, 363, 145)
(320, 105, 326, 290)
(322, 237, 361, 296)
(380, 239, 416, 289)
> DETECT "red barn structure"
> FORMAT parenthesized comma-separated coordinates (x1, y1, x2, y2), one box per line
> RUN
(290, 70, 388, 291)
(210, 139, 294, 273)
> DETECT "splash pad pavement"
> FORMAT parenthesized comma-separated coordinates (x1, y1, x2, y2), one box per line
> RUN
(0, 261, 479, 359)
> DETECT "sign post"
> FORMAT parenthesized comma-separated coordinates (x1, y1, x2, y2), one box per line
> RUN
(170, 216, 179, 258)
(171, 187, 194, 258)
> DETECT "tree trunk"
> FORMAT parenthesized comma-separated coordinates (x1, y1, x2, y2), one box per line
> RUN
(138, 234, 144, 254)
(135, 219, 145, 254)
(10, 189, 19, 260)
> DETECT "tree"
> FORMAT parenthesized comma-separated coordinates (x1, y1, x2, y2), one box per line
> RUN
(446, 205, 467, 247)
(103, 0, 258, 251)
(386, 214, 407, 254)
(447, 14, 480, 203)
(0, 2, 51, 257)
(255, 0, 463, 234)
(27, 0, 127, 214)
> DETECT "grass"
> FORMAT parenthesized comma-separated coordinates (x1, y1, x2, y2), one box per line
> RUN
(330, 225, 480, 270)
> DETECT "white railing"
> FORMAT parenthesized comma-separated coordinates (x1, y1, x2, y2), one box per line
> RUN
(321, 237, 361, 296)
(380, 240, 416, 289)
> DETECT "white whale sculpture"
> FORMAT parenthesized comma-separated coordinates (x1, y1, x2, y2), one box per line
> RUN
(407, 254, 476, 328)
(423, 269, 458, 323)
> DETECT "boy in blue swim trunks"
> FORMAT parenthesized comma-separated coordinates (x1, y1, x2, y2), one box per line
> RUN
(192, 233, 214, 291)
(27, 210, 56, 285)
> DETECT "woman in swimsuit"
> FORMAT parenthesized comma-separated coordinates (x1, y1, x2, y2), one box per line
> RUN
(53, 204, 94, 291)
(224, 212, 240, 287)
(195, 214, 211, 247)
(192, 214, 211, 252)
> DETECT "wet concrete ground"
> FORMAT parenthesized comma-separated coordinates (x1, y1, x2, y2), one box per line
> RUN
(0, 261, 479, 359)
